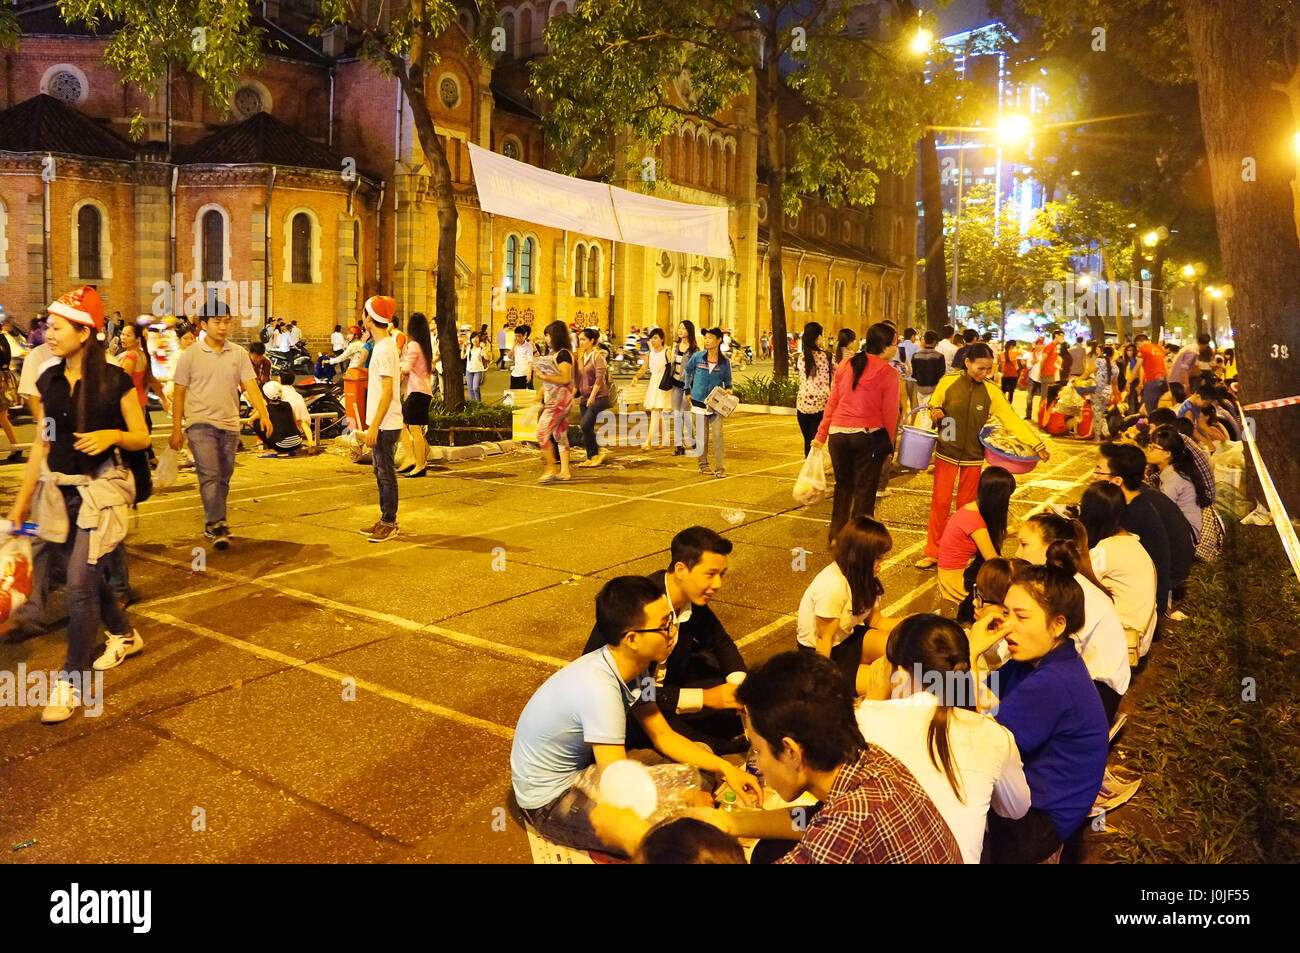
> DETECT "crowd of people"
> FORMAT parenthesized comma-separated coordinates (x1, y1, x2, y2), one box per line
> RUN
(509, 317, 1245, 864)
(1, 288, 1247, 864)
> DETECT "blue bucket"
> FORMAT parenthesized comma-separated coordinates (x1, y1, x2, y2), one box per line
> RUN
(897, 407, 938, 470)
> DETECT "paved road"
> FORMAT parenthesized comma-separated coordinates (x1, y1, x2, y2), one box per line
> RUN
(0, 397, 1096, 862)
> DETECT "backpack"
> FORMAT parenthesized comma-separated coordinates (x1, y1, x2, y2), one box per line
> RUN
(603, 357, 620, 406)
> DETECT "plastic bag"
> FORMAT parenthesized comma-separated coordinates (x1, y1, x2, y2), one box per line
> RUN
(0, 534, 33, 624)
(572, 761, 705, 827)
(153, 448, 180, 488)
(793, 448, 828, 506)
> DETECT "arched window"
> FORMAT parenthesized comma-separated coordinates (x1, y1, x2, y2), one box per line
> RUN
(886, 288, 894, 320)
(77, 204, 102, 279)
(834, 279, 846, 315)
(520, 236, 535, 293)
(802, 274, 817, 313)
(696, 136, 707, 187)
(587, 244, 600, 297)
(201, 210, 223, 283)
(291, 213, 312, 284)
(505, 235, 518, 291)
(519, 7, 534, 56)
(860, 285, 871, 316)
(573, 243, 586, 296)
(501, 11, 516, 57)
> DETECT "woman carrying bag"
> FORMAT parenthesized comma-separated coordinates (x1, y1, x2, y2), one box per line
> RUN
(795, 321, 832, 457)
(668, 321, 698, 456)
(810, 323, 900, 547)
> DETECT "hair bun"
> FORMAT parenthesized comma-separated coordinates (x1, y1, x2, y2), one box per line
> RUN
(1044, 538, 1078, 575)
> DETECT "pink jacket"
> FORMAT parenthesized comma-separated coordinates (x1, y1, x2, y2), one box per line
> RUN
(815, 354, 901, 445)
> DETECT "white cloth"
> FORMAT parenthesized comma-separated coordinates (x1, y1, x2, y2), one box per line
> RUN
(366, 336, 404, 431)
(796, 562, 871, 649)
(1090, 535, 1157, 647)
(331, 331, 346, 352)
(329, 340, 368, 372)
(289, 326, 302, 346)
(1072, 573, 1132, 695)
(281, 386, 310, 434)
(276, 331, 293, 352)
(936, 338, 959, 371)
(32, 456, 135, 565)
(856, 693, 1031, 864)
(18, 342, 56, 399)
(643, 348, 671, 410)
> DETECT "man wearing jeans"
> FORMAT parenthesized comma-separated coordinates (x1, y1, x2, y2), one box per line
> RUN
(358, 295, 403, 542)
(170, 313, 270, 550)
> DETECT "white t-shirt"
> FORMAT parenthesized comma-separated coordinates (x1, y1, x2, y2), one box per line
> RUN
(289, 326, 303, 346)
(331, 331, 346, 352)
(796, 562, 873, 649)
(857, 693, 1030, 864)
(366, 335, 404, 431)
(1091, 535, 1157, 652)
(276, 331, 293, 352)
(18, 342, 56, 399)
(1072, 573, 1131, 695)
(281, 386, 310, 432)
(936, 338, 959, 371)
(511, 341, 533, 376)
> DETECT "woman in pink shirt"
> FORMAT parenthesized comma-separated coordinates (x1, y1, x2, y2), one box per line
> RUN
(810, 323, 901, 547)
(936, 465, 1015, 617)
(397, 311, 433, 478)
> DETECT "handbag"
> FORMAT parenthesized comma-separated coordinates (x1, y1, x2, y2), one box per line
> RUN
(658, 352, 676, 392)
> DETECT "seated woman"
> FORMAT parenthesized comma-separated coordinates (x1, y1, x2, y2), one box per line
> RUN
(856, 613, 1030, 864)
(936, 466, 1015, 622)
(1079, 482, 1157, 665)
(796, 515, 901, 693)
(1014, 513, 1130, 724)
(968, 558, 1110, 863)
(1145, 424, 1211, 544)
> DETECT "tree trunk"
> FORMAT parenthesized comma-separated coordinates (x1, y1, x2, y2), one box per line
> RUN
(764, 49, 789, 380)
(919, 127, 948, 332)
(1193, 281, 1206, 337)
(1185, 0, 1300, 515)
(1100, 239, 1126, 344)
(400, 16, 465, 411)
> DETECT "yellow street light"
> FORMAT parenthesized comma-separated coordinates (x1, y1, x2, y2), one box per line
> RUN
(910, 27, 933, 55)
(997, 113, 1031, 146)
(1209, 287, 1223, 299)
(1143, 230, 1160, 247)
(1182, 264, 1196, 277)
(1070, 169, 1080, 176)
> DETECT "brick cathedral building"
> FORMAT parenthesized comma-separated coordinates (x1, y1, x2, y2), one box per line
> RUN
(0, 0, 917, 353)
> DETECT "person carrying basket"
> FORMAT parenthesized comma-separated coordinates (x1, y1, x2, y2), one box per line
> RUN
(915, 343, 1049, 570)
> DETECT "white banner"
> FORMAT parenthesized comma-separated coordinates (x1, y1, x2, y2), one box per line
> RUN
(468, 142, 731, 259)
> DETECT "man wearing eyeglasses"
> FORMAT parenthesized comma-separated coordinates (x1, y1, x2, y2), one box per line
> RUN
(512, 575, 761, 855)
(170, 312, 271, 550)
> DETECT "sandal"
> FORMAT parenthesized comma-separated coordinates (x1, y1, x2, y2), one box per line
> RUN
(714, 469, 726, 479)
(538, 473, 558, 485)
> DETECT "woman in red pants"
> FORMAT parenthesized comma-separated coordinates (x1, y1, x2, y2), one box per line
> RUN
(915, 343, 1049, 570)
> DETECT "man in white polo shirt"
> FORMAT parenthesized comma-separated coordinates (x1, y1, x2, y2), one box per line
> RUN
(169, 313, 271, 550)
(358, 295, 403, 543)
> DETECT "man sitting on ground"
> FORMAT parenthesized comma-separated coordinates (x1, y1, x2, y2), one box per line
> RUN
(694, 651, 962, 864)
(581, 526, 748, 754)
(511, 576, 761, 855)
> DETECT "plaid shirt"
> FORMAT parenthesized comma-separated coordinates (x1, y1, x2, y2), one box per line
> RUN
(777, 747, 963, 864)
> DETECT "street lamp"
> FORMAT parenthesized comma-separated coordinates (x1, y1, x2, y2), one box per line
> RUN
(997, 113, 1032, 147)
(910, 27, 933, 55)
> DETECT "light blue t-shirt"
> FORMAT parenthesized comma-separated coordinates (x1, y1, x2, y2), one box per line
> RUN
(510, 647, 651, 810)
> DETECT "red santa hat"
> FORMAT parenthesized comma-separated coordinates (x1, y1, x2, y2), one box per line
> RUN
(364, 295, 397, 326)
(48, 285, 104, 331)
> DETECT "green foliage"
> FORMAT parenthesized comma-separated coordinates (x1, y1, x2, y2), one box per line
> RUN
(732, 374, 797, 408)
(427, 398, 512, 430)
(59, 0, 266, 136)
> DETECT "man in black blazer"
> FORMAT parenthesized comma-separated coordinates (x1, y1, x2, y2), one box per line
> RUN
(582, 526, 748, 754)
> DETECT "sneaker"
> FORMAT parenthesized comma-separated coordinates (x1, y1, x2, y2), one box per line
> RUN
(204, 525, 218, 542)
(876, 487, 893, 497)
(369, 522, 398, 543)
(213, 524, 231, 551)
(94, 629, 145, 671)
(41, 679, 79, 724)
(358, 521, 381, 536)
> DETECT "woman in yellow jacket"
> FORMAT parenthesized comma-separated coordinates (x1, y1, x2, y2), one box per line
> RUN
(915, 343, 1050, 569)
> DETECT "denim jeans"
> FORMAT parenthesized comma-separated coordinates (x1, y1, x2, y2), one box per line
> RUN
(691, 408, 724, 471)
(1142, 379, 1166, 415)
(59, 491, 131, 674)
(670, 387, 695, 450)
(521, 786, 611, 856)
(186, 423, 239, 528)
(372, 428, 400, 523)
(580, 395, 610, 457)
(467, 371, 484, 402)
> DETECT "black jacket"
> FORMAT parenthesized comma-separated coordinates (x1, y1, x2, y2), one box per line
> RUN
(582, 569, 746, 715)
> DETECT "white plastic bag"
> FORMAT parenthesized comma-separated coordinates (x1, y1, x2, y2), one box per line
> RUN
(793, 448, 828, 506)
(153, 448, 180, 488)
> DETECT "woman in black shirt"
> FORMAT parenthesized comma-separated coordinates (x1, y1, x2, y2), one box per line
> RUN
(7, 287, 152, 723)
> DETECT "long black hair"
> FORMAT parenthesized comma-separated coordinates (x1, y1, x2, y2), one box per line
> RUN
(1150, 423, 1213, 508)
(407, 311, 433, 371)
(976, 465, 1016, 552)
(544, 319, 572, 357)
(678, 320, 698, 356)
(62, 322, 119, 434)
(1078, 481, 1128, 549)
(849, 322, 896, 391)
(834, 328, 856, 367)
(801, 321, 824, 378)
(834, 515, 891, 615)
(885, 614, 973, 803)
(1023, 512, 1113, 600)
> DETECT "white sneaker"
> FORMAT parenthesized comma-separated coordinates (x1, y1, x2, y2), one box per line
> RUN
(94, 629, 144, 671)
(41, 679, 79, 723)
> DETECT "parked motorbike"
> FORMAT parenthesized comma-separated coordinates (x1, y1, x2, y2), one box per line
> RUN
(270, 344, 313, 377)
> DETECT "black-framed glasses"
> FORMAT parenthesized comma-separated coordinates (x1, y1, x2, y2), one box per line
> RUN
(629, 618, 679, 637)
(1092, 468, 1113, 479)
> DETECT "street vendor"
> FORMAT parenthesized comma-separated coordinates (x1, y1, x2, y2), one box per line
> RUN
(915, 343, 1049, 570)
